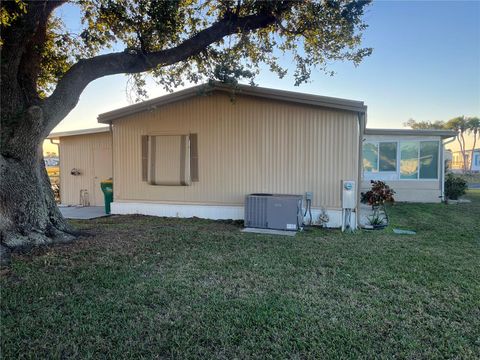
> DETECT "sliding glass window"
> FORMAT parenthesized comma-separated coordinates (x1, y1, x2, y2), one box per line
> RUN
(365, 140, 438, 179)
(419, 141, 439, 179)
(379, 142, 397, 171)
(363, 142, 397, 172)
(363, 143, 379, 172)
(400, 142, 419, 179)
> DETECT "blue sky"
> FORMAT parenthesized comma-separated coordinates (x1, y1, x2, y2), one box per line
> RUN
(52, 0, 480, 133)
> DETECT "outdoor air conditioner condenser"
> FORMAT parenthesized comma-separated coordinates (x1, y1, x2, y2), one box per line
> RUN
(244, 194, 303, 231)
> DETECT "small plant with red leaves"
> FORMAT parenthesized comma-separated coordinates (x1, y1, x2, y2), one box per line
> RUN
(361, 180, 396, 207)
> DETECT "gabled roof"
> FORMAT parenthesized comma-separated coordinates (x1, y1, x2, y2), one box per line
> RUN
(97, 82, 367, 124)
(364, 128, 457, 139)
(47, 127, 110, 139)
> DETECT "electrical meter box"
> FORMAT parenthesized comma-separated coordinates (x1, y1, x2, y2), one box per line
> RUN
(341, 180, 356, 209)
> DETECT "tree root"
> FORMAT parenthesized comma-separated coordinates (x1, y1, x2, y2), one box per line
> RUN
(0, 228, 77, 266)
(0, 244, 11, 267)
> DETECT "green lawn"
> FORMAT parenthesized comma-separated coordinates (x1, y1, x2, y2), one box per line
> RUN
(2, 192, 479, 359)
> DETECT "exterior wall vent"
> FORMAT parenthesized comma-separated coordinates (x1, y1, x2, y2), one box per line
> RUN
(244, 194, 303, 231)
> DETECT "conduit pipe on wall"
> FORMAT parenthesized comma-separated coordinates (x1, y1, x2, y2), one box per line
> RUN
(441, 136, 457, 201)
(356, 112, 367, 229)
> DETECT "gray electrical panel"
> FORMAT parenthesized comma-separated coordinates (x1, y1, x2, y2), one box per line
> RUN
(244, 194, 303, 231)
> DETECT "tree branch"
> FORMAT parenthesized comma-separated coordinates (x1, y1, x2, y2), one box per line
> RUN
(1, 1, 65, 120)
(42, 11, 280, 134)
(19, 1, 66, 101)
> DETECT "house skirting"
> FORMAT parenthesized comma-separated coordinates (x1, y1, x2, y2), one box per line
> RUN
(111, 202, 356, 229)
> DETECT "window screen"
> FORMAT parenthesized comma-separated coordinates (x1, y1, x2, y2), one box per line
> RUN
(379, 142, 397, 171)
(363, 143, 378, 172)
(400, 142, 419, 179)
(419, 141, 439, 179)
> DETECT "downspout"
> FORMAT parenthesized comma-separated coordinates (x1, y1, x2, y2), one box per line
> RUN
(49, 138, 60, 149)
(48, 138, 60, 169)
(356, 110, 366, 229)
(441, 136, 456, 201)
(109, 122, 114, 202)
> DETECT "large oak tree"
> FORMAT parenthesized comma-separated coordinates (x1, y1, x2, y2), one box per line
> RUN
(0, 0, 371, 264)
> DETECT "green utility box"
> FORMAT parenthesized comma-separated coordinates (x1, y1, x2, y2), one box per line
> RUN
(100, 179, 113, 214)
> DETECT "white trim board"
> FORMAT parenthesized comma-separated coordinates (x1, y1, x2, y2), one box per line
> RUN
(111, 202, 356, 229)
(112, 202, 243, 220)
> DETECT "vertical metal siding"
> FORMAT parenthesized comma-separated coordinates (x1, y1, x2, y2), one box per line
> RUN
(59, 132, 112, 206)
(113, 92, 359, 209)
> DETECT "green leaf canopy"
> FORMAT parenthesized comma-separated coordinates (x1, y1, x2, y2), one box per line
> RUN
(2, 0, 372, 99)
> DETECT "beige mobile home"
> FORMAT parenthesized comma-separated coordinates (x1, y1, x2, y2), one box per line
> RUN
(50, 83, 455, 227)
(48, 128, 112, 206)
(98, 83, 365, 227)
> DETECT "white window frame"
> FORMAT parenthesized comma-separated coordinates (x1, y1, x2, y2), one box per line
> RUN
(363, 141, 398, 174)
(363, 140, 440, 181)
(399, 141, 420, 180)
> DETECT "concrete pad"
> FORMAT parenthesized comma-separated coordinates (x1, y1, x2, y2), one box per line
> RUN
(241, 228, 297, 236)
(59, 206, 108, 220)
(393, 228, 416, 235)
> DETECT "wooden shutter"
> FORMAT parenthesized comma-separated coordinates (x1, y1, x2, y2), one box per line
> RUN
(190, 133, 199, 182)
(141, 135, 148, 181)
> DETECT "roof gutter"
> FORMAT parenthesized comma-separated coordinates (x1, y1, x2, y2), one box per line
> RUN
(364, 128, 457, 138)
(47, 127, 110, 139)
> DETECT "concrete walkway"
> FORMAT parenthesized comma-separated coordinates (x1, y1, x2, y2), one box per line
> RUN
(59, 206, 108, 220)
(242, 228, 297, 236)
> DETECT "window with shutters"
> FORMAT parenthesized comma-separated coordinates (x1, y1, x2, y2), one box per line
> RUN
(141, 134, 198, 185)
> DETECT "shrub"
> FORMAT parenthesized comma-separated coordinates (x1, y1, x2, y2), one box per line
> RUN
(361, 180, 396, 206)
(444, 173, 467, 200)
(367, 211, 386, 226)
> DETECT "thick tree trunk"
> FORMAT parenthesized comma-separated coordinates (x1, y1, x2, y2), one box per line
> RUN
(0, 107, 76, 266)
(0, 0, 284, 266)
